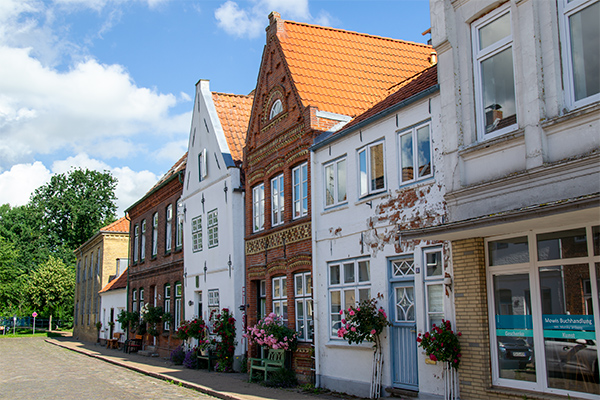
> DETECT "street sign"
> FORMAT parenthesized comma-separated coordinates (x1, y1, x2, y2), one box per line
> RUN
(32, 312, 38, 318)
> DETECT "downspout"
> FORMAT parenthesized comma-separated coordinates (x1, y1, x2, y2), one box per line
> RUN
(126, 212, 131, 341)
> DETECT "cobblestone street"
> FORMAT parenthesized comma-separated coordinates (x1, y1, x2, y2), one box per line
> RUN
(0, 337, 215, 400)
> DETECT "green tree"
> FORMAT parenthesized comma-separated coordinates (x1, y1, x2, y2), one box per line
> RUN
(29, 168, 118, 252)
(28, 256, 75, 330)
(0, 236, 29, 315)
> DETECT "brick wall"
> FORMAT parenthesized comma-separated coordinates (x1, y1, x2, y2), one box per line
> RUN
(128, 173, 184, 357)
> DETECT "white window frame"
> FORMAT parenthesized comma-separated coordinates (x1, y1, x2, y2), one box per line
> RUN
(133, 225, 139, 263)
(176, 202, 183, 249)
(472, 4, 518, 140)
(252, 183, 265, 232)
(140, 219, 146, 261)
(292, 163, 308, 219)
(207, 209, 218, 248)
(270, 99, 283, 119)
(559, 0, 600, 109)
(139, 288, 144, 314)
(358, 140, 386, 198)
(192, 216, 202, 252)
(198, 148, 207, 182)
(423, 247, 444, 330)
(151, 213, 158, 257)
(165, 204, 173, 252)
(328, 258, 371, 339)
(164, 284, 171, 331)
(174, 282, 182, 328)
(486, 224, 600, 398)
(295, 272, 313, 342)
(208, 289, 220, 318)
(324, 157, 347, 209)
(271, 174, 285, 226)
(398, 122, 433, 185)
(272, 276, 288, 323)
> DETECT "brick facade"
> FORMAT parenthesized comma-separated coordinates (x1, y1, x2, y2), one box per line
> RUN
(127, 158, 185, 357)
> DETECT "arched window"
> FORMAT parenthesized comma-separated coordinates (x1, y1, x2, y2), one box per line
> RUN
(269, 99, 283, 119)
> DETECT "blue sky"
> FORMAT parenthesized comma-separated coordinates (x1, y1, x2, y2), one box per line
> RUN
(0, 0, 431, 215)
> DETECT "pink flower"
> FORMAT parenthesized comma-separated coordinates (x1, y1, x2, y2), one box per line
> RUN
(341, 319, 346, 324)
(356, 307, 360, 311)
(430, 354, 437, 361)
(349, 310, 355, 316)
(370, 329, 376, 335)
(339, 310, 343, 315)
(351, 327, 356, 332)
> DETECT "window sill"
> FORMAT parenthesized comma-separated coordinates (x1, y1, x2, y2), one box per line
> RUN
(164, 251, 172, 256)
(458, 127, 524, 158)
(321, 203, 349, 215)
(541, 101, 600, 130)
(325, 340, 374, 351)
(356, 190, 389, 206)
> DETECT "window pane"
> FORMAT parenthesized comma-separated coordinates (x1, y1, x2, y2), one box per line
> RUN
(358, 261, 370, 282)
(359, 150, 367, 196)
(307, 300, 314, 340)
(305, 274, 312, 296)
(537, 228, 587, 260)
(331, 290, 341, 314)
(594, 226, 600, 256)
(273, 279, 280, 298)
(358, 288, 371, 303)
(493, 274, 535, 382)
(400, 132, 413, 182)
(416, 125, 431, 178)
(344, 289, 355, 310)
(481, 47, 516, 134)
(296, 300, 305, 340)
(296, 274, 303, 296)
(427, 284, 443, 313)
(540, 264, 598, 394)
(325, 164, 334, 206)
(330, 264, 340, 285)
(489, 236, 529, 266)
(331, 290, 341, 337)
(337, 159, 346, 202)
(344, 262, 355, 283)
(479, 11, 511, 50)
(426, 251, 443, 277)
(569, 2, 600, 101)
(370, 143, 385, 191)
(281, 278, 287, 297)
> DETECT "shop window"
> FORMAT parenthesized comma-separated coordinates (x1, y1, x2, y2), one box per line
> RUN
(292, 163, 308, 218)
(329, 259, 371, 338)
(472, 4, 517, 139)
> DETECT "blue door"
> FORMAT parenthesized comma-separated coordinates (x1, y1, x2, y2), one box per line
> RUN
(390, 258, 418, 391)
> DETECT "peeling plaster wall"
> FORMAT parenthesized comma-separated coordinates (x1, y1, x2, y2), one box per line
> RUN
(312, 92, 455, 397)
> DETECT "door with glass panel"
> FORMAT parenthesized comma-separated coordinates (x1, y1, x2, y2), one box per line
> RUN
(390, 257, 418, 390)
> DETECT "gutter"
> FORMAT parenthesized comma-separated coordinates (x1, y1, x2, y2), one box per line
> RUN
(311, 84, 439, 151)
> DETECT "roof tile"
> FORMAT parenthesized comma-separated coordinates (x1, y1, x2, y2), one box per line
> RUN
(212, 92, 254, 163)
(101, 216, 129, 233)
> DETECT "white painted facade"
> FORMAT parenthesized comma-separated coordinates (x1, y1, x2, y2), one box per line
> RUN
(99, 283, 127, 341)
(181, 80, 247, 367)
(311, 78, 455, 398)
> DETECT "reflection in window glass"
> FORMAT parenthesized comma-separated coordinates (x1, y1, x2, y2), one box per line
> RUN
(400, 132, 413, 182)
(370, 143, 384, 192)
(593, 226, 599, 256)
(344, 263, 355, 283)
(569, 1, 600, 102)
(488, 236, 529, 266)
(537, 228, 587, 261)
(427, 284, 444, 329)
(479, 11, 511, 49)
(417, 125, 431, 178)
(330, 264, 340, 285)
(426, 250, 443, 277)
(481, 47, 517, 134)
(358, 261, 370, 282)
(539, 264, 598, 394)
(493, 274, 536, 382)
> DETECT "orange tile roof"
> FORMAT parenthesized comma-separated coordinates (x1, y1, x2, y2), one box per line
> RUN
(100, 216, 130, 233)
(99, 269, 128, 293)
(277, 15, 434, 117)
(212, 92, 254, 163)
(343, 64, 438, 131)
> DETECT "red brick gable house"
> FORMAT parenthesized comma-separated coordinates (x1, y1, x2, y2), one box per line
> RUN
(125, 153, 186, 357)
(243, 11, 433, 382)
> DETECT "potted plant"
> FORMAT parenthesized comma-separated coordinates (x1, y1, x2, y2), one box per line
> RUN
(95, 321, 102, 343)
(337, 295, 391, 399)
(211, 308, 237, 372)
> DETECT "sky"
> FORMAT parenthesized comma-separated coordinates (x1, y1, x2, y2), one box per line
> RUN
(0, 0, 432, 216)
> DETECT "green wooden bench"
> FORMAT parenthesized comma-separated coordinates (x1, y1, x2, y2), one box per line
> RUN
(249, 349, 286, 380)
(197, 349, 217, 371)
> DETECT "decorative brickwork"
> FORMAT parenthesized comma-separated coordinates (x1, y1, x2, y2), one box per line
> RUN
(245, 221, 311, 255)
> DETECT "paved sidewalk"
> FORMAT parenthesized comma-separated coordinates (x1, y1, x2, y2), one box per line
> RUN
(46, 336, 362, 400)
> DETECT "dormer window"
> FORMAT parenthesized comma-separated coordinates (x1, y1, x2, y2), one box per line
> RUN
(270, 99, 283, 119)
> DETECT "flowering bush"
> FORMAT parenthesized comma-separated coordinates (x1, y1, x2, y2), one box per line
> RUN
(245, 312, 298, 351)
(337, 297, 391, 345)
(183, 347, 200, 369)
(170, 345, 185, 365)
(176, 318, 208, 341)
(211, 308, 237, 372)
(417, 319, 462, 369)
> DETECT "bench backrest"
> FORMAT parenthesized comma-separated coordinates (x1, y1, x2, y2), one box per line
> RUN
(268, 349, 285, 364)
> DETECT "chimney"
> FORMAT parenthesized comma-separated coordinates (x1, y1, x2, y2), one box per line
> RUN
(267, 11, 285, 37)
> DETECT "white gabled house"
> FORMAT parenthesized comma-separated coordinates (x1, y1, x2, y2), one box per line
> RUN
(311, 65, 455, 398)
(181, 79, 253, 369)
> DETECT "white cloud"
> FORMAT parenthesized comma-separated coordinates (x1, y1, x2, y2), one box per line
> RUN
(0, 153, 159, 215)
(0, 161, 52, 207)
(215, 0, 321, 39)
(153, 139, 188, 163)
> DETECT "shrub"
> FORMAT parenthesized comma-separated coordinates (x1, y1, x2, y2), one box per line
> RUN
(244, 312, 298, 351)
(337, 296, 391, 345)
(417, 319, 462, 369)
(183, 347, 199, 369)
(170, 345, 185, 365)
(211, 308, 236, 372)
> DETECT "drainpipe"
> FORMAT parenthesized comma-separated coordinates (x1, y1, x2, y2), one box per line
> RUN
(126, 212, 131, 341)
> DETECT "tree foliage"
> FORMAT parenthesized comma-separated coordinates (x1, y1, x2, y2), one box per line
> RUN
(29, 168, 118, 251)
(28, 256, 75, 320)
